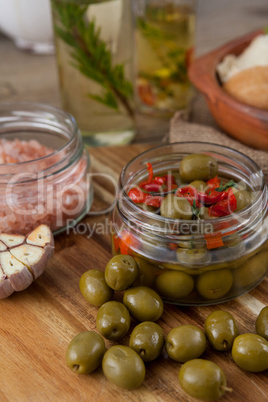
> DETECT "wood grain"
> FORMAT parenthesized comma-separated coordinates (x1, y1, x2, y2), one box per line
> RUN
(0, 144, 267, 402)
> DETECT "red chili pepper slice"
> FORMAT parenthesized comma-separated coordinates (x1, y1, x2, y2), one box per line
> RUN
(119, 231, 138, 255)
(162, 174, 176, 184)
(144, 195, 163, 208)
(200, 190, 229, 205)
(209, 188, 237, 217)
(147, 162, 154, 183)
(128, 187, 147, 204)
(176, 186, 197, 197)
(168, 243, 178, 251)
(153, 176, 166, 185)
(142, 183, 163, 192)
(206, 176, 221, 192)
(176, 186, 202, 207)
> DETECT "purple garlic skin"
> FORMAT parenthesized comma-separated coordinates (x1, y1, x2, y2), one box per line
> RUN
(0, 225, 54, 299)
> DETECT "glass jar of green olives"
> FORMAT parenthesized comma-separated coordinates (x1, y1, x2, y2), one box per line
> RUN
(111, 142, 268, 306)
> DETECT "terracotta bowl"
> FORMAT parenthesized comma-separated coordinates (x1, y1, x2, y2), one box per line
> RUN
(189, 29, 268, 150)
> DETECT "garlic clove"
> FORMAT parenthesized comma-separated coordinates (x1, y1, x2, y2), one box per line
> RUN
(0, 234, 25, 248)
(0, 251, 33, 292)
(26, 224, 54, 249)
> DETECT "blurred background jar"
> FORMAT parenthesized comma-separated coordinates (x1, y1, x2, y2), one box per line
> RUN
(0, 0, 54, 54)
(134, 0, 196, 117)
(51, 0, 135, 146)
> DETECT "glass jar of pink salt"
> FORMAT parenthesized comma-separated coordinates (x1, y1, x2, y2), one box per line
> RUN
(0, 103, 92, 234)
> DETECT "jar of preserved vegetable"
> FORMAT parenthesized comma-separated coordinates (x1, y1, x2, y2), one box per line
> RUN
(111, 142, 268, 305)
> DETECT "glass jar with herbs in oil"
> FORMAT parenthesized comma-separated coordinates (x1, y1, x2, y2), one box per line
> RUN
(134, 0, 196, 116)
(51, 0, 135, 146)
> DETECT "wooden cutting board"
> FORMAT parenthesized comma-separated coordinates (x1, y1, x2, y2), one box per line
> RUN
(0, 144, 267, 402)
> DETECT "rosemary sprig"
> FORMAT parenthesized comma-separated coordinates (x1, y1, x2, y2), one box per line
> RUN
(192, 199, 204, 220)
(215, 180, 238, 192)
(52, 1, 134, 117)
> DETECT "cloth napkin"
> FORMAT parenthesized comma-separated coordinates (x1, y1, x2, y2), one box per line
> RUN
(169, 111, 268, 182)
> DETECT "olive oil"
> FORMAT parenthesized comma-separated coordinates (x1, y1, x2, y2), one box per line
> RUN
(136, 2, 195, 115)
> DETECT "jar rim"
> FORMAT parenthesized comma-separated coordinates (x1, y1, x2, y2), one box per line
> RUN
(0, 101, 79, 167)
(118, 141, 266, 238)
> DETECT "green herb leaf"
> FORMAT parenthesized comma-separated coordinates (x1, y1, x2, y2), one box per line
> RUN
(192, 199, 204, 220)
(52, 1, 134, 117)
(215, 180, 238, 192)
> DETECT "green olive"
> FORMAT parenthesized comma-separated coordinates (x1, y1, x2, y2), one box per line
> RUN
(139, 204, 158, 213)
(178, 359, 227, 401)
(233, 251, 268, 289)
(96, 301, 131, 341)
(234, 190, 253, 211)
(129, 322, 165, 362)
(105, 254, 138, 291)
(133, 257, 158, 287)
(222, 233, 243, 249)
(256, 306, 268, 340)
(199, 206, 213, 220)
(190, 180, 207, 192)
(123, 286, 164, 322)
(176, 248, 211, 265)
(166, 325, 206, 363)
(155, 270, 194, 299)
(232, 334, 268, 372)
(196, 269, 233, 300)
(204, 310, 239, 351)
(180, 154, 218, 183)
(79, 270, 113, 307)
(102, 345, 145, 389)
(160, 194, 192, 220)
(66, 331, 106, 374)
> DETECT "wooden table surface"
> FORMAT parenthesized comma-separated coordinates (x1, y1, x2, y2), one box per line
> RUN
(1, 144, 267, 402)
(1, 0, 268, 143)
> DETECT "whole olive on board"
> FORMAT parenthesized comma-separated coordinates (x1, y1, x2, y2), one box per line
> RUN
(178, 359, 227, 401)
(123, 286, 163, 322)
(196, 269, 233, 300)
(66, 331, 106, 374)
(232, 333, 268, 372)
(160, 194, 192, 220)
(105, 254, 138, 291)
(79, 270, 113, 307)
(102, 345, 145, 389)
(179, 154, 218, 183)
(204, 310, 239, 351)
(256, 306, 268, 340)
(155, 270, 194, 299)
(96, 301, 131, 341)
(129, 321, 165, 362)
(166, 325, 206, 363)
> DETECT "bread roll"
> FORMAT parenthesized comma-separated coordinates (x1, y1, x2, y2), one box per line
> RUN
(223, 66, 268, 110)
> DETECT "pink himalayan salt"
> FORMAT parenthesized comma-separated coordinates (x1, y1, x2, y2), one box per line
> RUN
(0, 139, 89, 234)
(0, 139, 54, 163)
